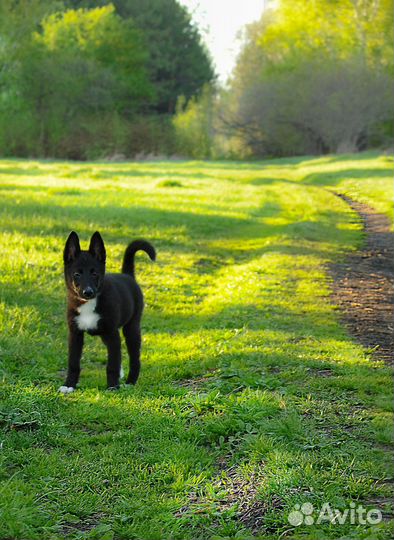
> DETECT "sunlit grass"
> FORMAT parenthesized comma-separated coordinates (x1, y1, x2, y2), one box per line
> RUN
(0, 152, 393, 539)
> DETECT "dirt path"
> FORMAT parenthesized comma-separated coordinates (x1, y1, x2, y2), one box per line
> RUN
(331, 193, 394, 364)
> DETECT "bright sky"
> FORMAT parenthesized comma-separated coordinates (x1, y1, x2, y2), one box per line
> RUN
(178, 0, 267, 83)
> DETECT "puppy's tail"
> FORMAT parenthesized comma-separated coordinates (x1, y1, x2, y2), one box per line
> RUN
(121, 240, 156, 277)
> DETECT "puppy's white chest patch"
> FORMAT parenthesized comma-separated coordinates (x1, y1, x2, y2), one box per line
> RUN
(75, 298, 100, 331)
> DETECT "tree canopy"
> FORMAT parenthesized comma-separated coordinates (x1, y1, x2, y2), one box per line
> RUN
(35, 5, 152, 113)
(222, 0, 393, 157)
(0, 0, 391, 159)
(65, 0, 215, 112)
(0, 0, 214, 158)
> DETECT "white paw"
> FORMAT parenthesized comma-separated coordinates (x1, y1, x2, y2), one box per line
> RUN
(120, 366, 124, 379)
(58, 386, 75, 394)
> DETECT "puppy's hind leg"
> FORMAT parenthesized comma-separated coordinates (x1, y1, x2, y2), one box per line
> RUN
(123, 318, 141, 385)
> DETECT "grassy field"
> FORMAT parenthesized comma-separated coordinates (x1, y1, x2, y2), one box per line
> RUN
(0, 152, 393, 539)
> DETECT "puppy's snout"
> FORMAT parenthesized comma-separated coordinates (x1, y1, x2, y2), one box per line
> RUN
(83, 287, 95, 299)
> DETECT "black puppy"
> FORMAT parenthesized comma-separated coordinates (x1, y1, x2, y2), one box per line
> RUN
(60, 231, 155, 393)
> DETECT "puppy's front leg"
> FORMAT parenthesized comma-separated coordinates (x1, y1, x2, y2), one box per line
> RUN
(102, 331, 122, 389)
(59, 328, 84, 393)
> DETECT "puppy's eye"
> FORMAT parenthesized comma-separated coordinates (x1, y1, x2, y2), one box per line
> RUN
(91, 270, 98, 277)
(73, 272, 81, 279)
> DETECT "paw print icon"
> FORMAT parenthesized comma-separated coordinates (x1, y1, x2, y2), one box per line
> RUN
(288, 503, 315, 526)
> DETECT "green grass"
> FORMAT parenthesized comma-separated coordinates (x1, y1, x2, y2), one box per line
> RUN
(0, 152, 393, 539)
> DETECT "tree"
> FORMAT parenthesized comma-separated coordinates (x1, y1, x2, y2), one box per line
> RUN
(0, 0, 60, 90)
(65, 0, 215, 112)
(222, 0, 394, 157)
(255, 0, 394, 72)
(35, 5, 152, 115)
(0, 5, 152, 158)
(232, 60, 392, 155)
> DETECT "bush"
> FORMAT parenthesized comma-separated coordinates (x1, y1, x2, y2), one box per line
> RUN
(173, 85, 216, 159)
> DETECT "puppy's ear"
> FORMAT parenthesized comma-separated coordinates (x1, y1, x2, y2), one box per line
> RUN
(89, 231, 106, 263)
(64, 231, 81, 264)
